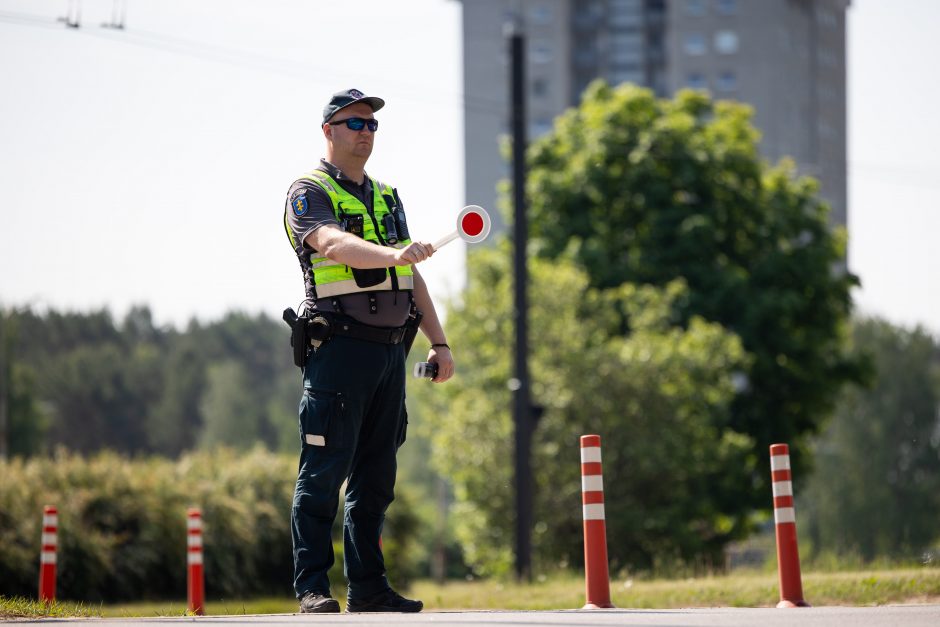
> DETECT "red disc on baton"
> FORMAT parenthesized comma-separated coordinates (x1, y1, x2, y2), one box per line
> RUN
(461, 212, 484, 237)
(457, 206, 491, 244)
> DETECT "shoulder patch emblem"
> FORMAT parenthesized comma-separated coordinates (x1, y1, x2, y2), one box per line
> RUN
(292, 195, 308, 217)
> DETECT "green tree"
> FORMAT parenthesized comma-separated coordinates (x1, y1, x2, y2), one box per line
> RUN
(804, 318, 940, 560)
(199, 359, 266, 450)
(147, 338, 207, 455)
(194, 312, 297, 449)
(7, 364, 49, 456)
(1, 309, 49, 456)
(1, 305, 299, 457)
(46, 343, 155, 453)
(525, 82, 862, 501)
(412, 246, 747, 575)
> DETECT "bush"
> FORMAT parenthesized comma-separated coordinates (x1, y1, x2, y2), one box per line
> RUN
(0, 447, 419, 602)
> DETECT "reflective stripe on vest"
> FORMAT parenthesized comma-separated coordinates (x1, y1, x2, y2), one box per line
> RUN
(297, 170, 413, 298)
(314, 275, 415, 298)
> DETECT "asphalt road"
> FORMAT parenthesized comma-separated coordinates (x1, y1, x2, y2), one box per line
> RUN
(7, 606, 939, 626)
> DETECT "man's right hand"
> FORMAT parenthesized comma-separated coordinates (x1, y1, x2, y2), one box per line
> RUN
(393, 241, 435, 265)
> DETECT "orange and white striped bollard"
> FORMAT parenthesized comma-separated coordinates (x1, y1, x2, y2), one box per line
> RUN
(38, 505, 58, 604)
(187, 508, 205, 615)
(580, 435, 614, 608)
(770, 443, 809, 608)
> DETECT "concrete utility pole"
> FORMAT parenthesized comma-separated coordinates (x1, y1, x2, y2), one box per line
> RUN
(507, 13, 532, 582)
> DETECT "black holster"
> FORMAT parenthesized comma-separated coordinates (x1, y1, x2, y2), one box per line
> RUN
(283, 307, 306, 367)
(282, 307, 333, 367)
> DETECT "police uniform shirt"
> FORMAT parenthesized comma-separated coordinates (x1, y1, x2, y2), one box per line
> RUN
(285, 159, 412, 328)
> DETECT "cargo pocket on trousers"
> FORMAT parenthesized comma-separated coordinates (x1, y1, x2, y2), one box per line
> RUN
(300, 388, 345, 450)
(395, 407, 408, 449)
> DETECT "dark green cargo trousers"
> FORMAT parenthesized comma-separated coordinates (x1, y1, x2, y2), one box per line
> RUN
(291, 334, 408, 600)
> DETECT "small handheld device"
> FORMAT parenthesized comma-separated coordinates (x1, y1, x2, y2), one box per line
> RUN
(382, 213, 399, 244)
(413, 361, 439, 379)
(392, 197, 410, 239)
(342, 214, 364, 237)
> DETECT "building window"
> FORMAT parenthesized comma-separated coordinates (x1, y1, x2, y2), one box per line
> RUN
(575, 45, 597, 66)
(610, 48, 643, 65)
(816, 8, 837, 28)
(573, 0, 604, 25)
(610, 13, 642, 28)
(611, 31, 643, 50)
(648, 31, 663, 50)
(533, 78, 549, 98)
(686, 0, 706, 16)
(683, 33, 707, 55)
(610, 68, 644, 85)
(716, 70, 736, 91)
(532, 118, 553, 137)
(714, 30, 739, 54)
(531, 42, 553, 64)
(530, 4, 552, 24)
(686, 72, 707, 89)
(715, 0, 736, 15)
(610, 0, 642, 27)
(819, 48, 838, 68)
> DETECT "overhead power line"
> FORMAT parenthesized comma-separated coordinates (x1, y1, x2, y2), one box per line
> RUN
(0, 5, 507, 118)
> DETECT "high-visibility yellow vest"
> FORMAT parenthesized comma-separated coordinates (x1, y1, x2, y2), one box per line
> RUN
(285, 170, 413, 299)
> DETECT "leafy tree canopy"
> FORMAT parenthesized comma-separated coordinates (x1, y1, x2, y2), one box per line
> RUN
(413, 246, 748, 574)
(525, 82, 863, 496)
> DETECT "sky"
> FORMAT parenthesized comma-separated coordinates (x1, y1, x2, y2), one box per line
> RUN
(0, 0, 937, 334)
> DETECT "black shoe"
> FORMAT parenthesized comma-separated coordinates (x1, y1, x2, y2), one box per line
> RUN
(299, 592, 340, 613)
(346, 589, 423, 613)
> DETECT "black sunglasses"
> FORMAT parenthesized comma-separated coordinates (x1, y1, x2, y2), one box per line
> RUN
(328, 117, 379, 132)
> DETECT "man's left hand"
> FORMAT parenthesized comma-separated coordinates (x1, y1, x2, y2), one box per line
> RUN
(428, 346, 454, 383)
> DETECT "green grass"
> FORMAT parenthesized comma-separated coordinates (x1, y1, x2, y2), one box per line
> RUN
(408, 568, 940, 610)
(6, 567, 939, 617)
(0, 596, 100, 619)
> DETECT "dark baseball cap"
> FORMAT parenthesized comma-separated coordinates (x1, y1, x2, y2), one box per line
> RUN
(322, 88, 385, 125)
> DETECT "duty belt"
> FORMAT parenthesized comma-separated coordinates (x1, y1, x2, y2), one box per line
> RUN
(331, 316, 408, 345)
(283, 307, 421, 369)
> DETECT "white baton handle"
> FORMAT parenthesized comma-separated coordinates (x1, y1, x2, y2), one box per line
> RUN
(431, 231, 460, 251)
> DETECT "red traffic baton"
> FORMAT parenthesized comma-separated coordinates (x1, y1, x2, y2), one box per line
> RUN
(187, 508, 206, 615)
(580, 435, 614, 608)
(431, 205, 491, 250)
(770, 444, 810, 608)
(38, 505, 57, 604)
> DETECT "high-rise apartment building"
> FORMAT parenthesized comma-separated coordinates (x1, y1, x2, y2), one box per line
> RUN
(459, 0, 850, 228)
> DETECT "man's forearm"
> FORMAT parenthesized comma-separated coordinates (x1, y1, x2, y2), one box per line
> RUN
(307, 226, 401, 269)
(412, 268, 447, 344)
(306, 225, 435, 269)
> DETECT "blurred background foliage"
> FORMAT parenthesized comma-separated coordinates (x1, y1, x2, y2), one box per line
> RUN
(803, 318, 940, 563)
(0, 448, 423, 602)
(1, 85, 938, 600)
(412, 250, 750, 575)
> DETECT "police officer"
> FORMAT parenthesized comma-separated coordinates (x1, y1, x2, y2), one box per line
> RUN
(282, 88, 454, 614)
